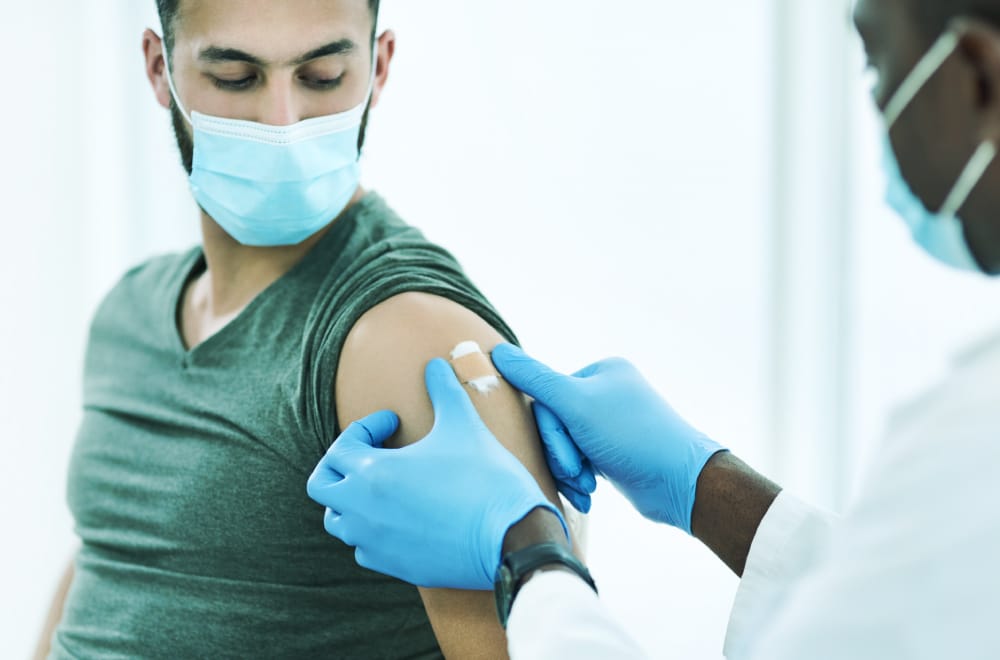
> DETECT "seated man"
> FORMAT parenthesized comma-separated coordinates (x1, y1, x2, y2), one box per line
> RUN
(33, 1, 577, 658)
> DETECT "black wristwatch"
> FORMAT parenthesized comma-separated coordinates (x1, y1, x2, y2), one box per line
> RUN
(493, 542, 597, 629)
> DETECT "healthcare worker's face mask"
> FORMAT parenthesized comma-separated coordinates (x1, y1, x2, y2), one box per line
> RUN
(881, 30, 997, 272)
(162, 40, 377, 247)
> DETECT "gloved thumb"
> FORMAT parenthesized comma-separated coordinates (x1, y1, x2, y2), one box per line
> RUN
(491, 344, 573, 411)
(425, 358, 480, 427)
(343, 410, 401, 450)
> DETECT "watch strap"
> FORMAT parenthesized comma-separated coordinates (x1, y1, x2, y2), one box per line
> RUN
(494, 542, 596, 628)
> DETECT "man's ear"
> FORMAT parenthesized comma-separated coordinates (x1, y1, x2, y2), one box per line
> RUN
(142, 28, 171, 111)
(369, 30, 397, 110)
(953, 18, 1000, 142)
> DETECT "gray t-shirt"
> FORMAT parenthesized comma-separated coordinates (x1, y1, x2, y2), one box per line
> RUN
(54, 193, 517, 659)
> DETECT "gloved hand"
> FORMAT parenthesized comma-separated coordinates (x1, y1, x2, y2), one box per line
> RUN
(306, 358, 567, 591)
(492, 344, 728, 533)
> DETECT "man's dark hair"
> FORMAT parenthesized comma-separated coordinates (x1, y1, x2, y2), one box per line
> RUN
(156, 0, 381, 56)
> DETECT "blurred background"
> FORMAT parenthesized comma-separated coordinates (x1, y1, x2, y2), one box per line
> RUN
(4, 1, 1000, 658)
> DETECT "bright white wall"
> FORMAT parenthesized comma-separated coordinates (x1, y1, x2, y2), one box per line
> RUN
(5, 2, 1000, 659)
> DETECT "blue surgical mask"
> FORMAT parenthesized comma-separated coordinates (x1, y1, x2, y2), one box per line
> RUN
(162, 43, 377, 247)
(881, 31, 997, 272)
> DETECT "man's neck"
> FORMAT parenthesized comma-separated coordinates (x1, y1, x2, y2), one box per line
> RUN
(194, 187, 366, 318)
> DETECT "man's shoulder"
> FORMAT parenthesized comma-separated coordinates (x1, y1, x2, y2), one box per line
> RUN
(342, 193, 446, 264)
(91, 247, 200, 326)
(307, 192, 482, 345)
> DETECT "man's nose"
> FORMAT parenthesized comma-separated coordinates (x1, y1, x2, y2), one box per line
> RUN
(257, 78, 302, 126)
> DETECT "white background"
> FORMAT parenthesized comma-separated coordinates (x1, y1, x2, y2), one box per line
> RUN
(4, 2, 1000, 658)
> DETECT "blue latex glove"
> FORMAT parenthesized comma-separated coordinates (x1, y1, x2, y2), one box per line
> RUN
(529, 403, 599, 514)
(306, 358, 567, 590)
(492, 344, 728, 533)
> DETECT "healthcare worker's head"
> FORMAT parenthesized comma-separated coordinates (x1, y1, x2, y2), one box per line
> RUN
(139, 0, 394, 247)
(855, 0, 1000, 274)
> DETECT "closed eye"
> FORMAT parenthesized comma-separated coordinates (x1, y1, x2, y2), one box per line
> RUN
(301, 74, 345, 91)
(210, 75, 258, 92)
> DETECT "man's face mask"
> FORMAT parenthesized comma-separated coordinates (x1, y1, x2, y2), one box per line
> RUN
(881, 30, 997, 272)
(162, 37, 377, 247)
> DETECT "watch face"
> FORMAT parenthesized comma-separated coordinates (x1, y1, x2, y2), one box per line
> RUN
(494, 564, 515, 628)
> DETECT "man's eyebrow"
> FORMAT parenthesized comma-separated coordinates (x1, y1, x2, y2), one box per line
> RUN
(198, 46, 266, 66)
(197, 39, 357, 68)
(291, 39, 357, 66)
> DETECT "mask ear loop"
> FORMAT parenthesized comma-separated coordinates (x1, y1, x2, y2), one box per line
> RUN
(366, 39, 380, 97)
(884, 30, 959, 128)
(882, 28, 997, 218)
(157, 33, 193, 125)
(940, 141, 998, 218)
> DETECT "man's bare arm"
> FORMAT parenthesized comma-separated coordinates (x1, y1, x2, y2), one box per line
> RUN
(33, 559, 74, 660)
(337, 292, 582, 660)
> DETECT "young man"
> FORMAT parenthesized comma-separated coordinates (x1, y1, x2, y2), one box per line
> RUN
(34, 1, 571, 658)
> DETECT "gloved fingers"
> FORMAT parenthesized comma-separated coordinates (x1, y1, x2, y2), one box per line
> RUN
(319, 410, 399, 477)
(306, 456, 345, 503)
(354, 547, 387, 580)
(533, 401, 585, 481)
(354, 547, 387, 581)
(491, 344, 574, 410)
(578, 458, 598, 493)
(560, 462, 598, 499)
(425, 357, 482, 428)
(323, 507, 356, 548)
(557, 482, 593, 515)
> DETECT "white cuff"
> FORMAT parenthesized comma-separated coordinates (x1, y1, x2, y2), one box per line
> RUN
(724, 491, 837, 657)
(508, 570, 649, 660)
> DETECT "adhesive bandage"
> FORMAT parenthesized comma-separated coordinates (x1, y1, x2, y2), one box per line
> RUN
(449, 341, 501, 395)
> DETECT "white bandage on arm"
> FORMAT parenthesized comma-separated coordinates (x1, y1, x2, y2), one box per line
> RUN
(449, 341, 501, 395)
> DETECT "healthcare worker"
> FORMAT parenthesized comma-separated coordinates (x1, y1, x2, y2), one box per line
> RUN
(308, 0, 1000, 657)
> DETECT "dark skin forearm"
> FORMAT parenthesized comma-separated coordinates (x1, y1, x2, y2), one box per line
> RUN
(502, 507, 571, 556)
(501, 508, 579, 593)
(504, 453, 781, 584)
(690, 452, 782, 577)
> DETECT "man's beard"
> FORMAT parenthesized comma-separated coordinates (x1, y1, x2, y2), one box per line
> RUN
(170, 101, 195, 175)
(168, 100, 373, 177)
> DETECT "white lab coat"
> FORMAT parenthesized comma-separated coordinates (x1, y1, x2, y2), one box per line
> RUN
(508, 332, 1000, 659)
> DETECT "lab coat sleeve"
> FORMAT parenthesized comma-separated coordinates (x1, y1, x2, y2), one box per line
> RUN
(723, 490, 837, 657)
(506, 570, 650, 660)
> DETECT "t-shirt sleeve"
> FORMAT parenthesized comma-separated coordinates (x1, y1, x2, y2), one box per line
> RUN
(301, 232, 519, 451)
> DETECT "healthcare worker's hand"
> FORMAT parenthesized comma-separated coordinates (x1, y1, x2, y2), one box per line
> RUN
(492, 344, 728, 533)
(307, 358, 568, 591)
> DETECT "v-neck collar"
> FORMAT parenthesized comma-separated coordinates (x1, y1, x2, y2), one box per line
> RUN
(166, 193, 373, 368)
